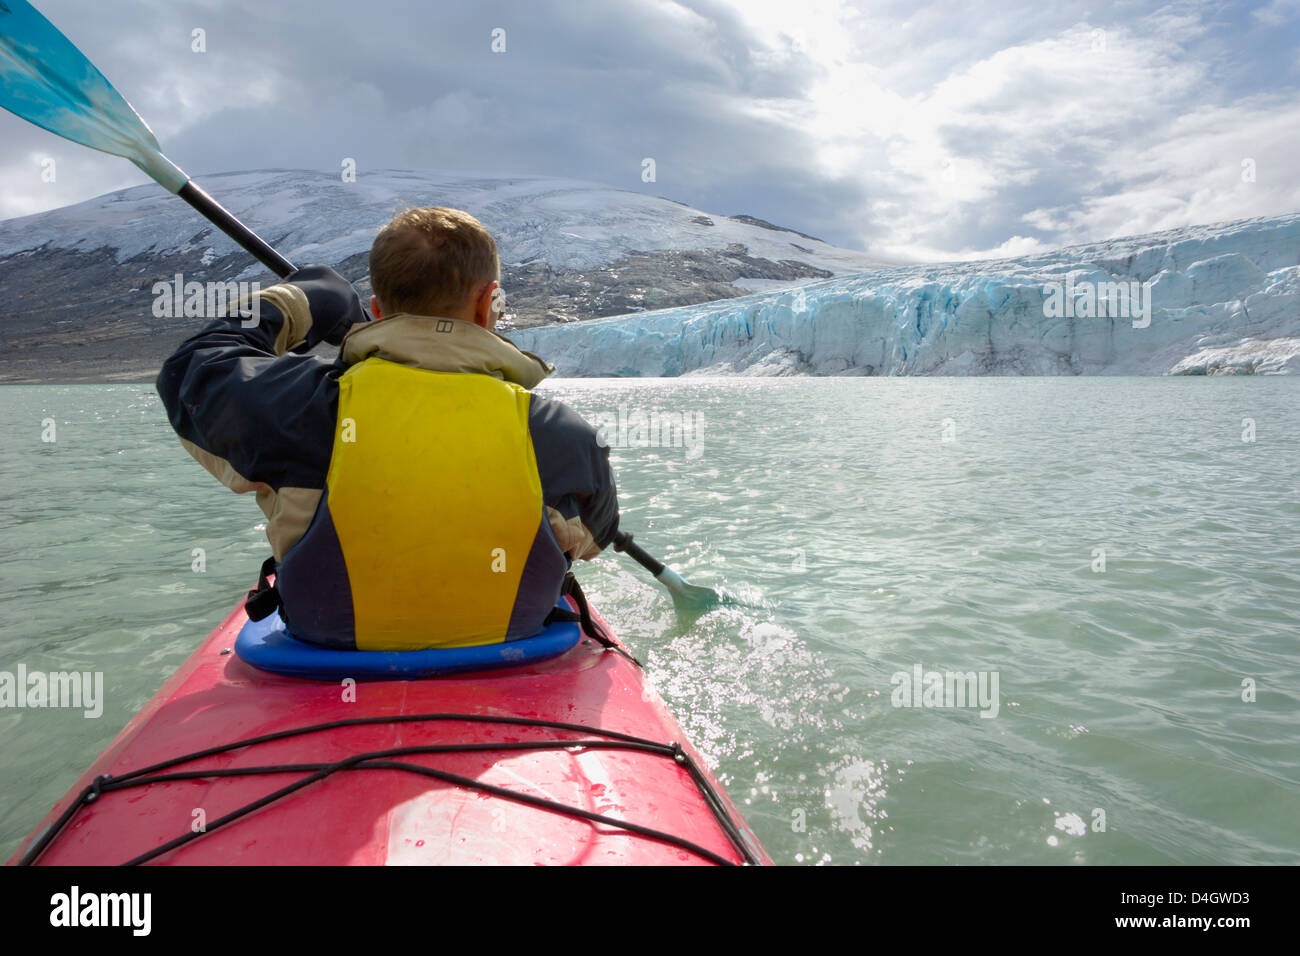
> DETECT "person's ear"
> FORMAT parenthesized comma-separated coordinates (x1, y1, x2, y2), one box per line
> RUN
(369, 295, 384, 319)
(474, 281, 500, 329)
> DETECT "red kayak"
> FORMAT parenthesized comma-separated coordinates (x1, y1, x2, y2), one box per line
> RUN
(9, 595, 770, 866)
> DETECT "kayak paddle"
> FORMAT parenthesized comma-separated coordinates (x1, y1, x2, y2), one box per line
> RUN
(0, 0, 294, 277)
(613, 531, 721, 609)
(1, 0, 714, 605)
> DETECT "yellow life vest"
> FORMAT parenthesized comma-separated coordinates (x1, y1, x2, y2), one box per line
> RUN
(319, 357, 555, 650)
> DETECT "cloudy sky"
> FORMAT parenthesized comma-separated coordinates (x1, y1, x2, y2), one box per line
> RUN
(2, 0, 1297, 261)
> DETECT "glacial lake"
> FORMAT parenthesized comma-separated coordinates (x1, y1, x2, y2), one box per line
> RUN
(1, 377, 1297, 864)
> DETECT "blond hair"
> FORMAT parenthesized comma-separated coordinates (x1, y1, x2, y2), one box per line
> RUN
(369, 206, 499, 317)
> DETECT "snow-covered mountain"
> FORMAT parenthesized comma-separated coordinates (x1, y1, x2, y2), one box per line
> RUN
(0, 167, 883, 383)
(513, 214, 1300, 376)
(0, 168, 879, 279)
(4, 168, 1296, 381)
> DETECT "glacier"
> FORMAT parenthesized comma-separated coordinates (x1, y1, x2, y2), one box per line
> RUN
(512, 213, 1300, 376)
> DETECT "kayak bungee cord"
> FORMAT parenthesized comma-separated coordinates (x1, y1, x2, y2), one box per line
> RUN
(3, 1, 763, 867)
(17, 713, 763, 867)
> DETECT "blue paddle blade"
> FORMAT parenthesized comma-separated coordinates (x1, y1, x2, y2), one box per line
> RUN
(0, 0, 187, 191)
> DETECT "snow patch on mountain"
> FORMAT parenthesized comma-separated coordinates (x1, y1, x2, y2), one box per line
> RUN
(0, 167, 880, 277)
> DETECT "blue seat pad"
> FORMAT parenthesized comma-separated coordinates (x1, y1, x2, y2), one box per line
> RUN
(234, 609, 582, 681)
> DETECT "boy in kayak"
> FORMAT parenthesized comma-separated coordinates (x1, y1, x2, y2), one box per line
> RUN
(156, 207, 619, 651)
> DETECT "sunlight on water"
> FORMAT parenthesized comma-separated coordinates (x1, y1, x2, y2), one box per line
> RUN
(1, 377, 1298, 865)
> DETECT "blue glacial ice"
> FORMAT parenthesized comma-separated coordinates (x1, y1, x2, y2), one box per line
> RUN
(512, 213, 1300, 376)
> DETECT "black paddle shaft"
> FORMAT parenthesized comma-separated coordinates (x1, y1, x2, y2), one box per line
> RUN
(178, 180, 297, 279)
(613, 531, 665, 577)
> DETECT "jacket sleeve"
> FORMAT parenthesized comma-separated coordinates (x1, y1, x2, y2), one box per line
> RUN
(155, 267, 368, 492)
(528, 394, 620, 561)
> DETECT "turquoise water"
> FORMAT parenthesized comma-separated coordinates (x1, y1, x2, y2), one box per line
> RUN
(1, 378, 1298, 864)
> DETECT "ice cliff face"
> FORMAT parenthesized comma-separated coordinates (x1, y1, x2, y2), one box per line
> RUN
(512, 214, 1300, 376)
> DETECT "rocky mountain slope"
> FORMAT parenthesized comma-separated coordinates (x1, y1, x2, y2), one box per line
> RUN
(0, 168, 881, 383)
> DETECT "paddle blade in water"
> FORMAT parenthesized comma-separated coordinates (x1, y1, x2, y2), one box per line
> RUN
(657, 566, 724, 610)
(0, 0, 187, 191)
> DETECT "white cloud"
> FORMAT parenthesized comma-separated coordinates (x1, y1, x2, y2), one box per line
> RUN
(1, 0, 1297, 261)
(708, 2, 1300, 258)
(0, 147, 152, 222)
(1252, 0, 1300, 27)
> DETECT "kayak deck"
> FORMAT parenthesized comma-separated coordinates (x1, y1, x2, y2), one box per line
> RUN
(11, 599, 769, 866)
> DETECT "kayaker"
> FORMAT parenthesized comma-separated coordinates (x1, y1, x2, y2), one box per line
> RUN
(156, 206, 619, 651)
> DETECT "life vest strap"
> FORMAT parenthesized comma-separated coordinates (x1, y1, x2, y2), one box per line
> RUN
(245, 555, 283, 622)
(552, 572, 641, 668)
